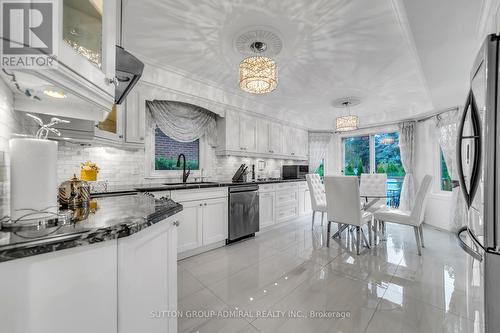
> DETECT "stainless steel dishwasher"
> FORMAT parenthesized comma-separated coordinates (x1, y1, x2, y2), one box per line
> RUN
(227, 185, 259, 243)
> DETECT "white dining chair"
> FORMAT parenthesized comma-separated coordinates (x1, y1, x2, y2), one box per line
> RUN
(359, 173, 387, 212)
(306, 173, 327, 229)
(373, 175, 433, 256)
(324, 176, 372, 255)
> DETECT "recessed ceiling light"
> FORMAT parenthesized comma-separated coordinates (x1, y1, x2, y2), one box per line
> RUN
(43, 89, 66, 99)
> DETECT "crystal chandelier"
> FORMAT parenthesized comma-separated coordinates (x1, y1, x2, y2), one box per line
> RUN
(380, 137, 395, 145)
(239, 56, 277, 94)
(335, 100, 359, 132)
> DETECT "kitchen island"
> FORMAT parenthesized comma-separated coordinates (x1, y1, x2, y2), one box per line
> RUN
(0, 194, 182, 333)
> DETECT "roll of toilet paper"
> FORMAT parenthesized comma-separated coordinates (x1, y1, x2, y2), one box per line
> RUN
(9, 138, 58, 221)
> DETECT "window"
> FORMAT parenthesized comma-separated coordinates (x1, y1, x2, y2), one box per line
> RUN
(440, 148, 452, 191)
(375, 133, 405, 203)
(315, 159, 324, 178)
(343, 136, 370, 176)
(154, 128, 199, 171)
(343, 132, 404, 207)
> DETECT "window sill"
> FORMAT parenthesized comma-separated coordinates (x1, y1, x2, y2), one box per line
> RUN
(429, 191, 453, 200)
(145, 170, 204, 179)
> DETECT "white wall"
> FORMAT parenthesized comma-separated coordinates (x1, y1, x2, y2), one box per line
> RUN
(414, 120, 453, 230)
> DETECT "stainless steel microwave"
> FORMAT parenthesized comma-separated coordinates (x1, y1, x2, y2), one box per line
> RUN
(282, 165, 309, 180)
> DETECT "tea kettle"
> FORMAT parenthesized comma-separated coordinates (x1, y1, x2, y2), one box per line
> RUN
(58, 175, 90, 209)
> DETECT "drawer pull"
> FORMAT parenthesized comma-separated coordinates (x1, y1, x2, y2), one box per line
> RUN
(173, 220, 180, 227)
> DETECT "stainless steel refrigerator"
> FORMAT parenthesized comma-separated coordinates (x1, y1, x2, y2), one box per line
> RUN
(457, 33, 500, 332)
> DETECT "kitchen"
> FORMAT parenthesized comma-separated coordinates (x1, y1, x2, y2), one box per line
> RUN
(0, 0, 499, 332)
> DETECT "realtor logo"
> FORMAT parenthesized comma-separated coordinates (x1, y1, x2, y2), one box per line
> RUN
(1, 0, 58, 68)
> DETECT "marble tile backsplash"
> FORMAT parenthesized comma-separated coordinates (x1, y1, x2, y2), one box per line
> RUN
(56, 142, 305, 186)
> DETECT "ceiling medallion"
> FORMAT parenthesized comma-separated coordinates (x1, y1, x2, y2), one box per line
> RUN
(239, 40, 277, 95)
(234, 29, 283, 57)
(334, 98, 360, 132)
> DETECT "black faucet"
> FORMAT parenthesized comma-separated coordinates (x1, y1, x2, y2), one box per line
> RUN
(176, 153, 190, 183)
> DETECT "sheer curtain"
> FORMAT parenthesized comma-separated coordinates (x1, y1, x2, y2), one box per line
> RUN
(146, 100, 217, 146)
(435, 110, 465, 231)
(309, 133, 333, 173)
(399, 121, 416, 211)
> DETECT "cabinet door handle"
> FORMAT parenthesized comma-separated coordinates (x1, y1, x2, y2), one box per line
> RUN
(139, 137, 144, 141)
(173, 220, 180, 227)
(204, 203, 207, 206)
(105, 77, 119, 86)
(119, 135, 123, 139)
(199, 203, 203, 206)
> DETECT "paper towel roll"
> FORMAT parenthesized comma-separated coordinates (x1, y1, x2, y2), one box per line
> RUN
(9, 138, 58, 221)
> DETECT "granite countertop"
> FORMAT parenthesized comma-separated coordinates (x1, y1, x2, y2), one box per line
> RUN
(92, 178, 307, 196)
(0, 195, 183, 262)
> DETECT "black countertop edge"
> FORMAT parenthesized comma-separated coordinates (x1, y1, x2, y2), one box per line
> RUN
(92, 178, 307, 196)
(0, 202, 183, 263)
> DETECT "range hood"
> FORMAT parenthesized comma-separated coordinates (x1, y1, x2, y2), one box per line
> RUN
(115, 46, 144, 105)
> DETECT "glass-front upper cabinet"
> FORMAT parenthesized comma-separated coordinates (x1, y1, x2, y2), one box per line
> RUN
(63, 0, 103, 69)
(59, 0, 116, 97)
(95, 103, 124, 141)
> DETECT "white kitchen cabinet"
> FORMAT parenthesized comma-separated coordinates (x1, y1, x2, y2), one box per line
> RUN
(274, 182, 299, 224)
(95, 103, 125, 141)
(125, 90, 146, 144)
(257, 119, 284, 155)
(282, 126, 296, 156)
(298, 182, 312, 215)
(283, 126, 308, 158)
(216, 109, 241, 152)
(59, 0, 117, 98)
(269, 122, 283, 155)
(257, 119, 271, 153)
(0, 241, 118, 333)
(216, 110, 306, 160)
(297, 129, 309, 157)
(19, 0, 118, 120)
(239, 114, 257, 152)
(276, 204, 299, 223)
(118, 217, 178, 333)
(171, 189, 228, 258)
(0, 216, 181, 333)
(202, 197, 229, 244)
(177, 200, 204, 253)
(259, 191, 276, 228)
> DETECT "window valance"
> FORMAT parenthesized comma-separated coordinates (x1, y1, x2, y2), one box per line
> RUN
(146, 100, 217, 147)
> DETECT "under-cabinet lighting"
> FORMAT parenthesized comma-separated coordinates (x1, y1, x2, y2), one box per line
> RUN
(43, 89, 66, 99)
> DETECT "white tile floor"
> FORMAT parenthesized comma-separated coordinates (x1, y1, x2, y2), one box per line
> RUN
(177, 214, 484, 333)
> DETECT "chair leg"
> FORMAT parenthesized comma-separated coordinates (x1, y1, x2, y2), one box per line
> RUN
(419, 224, 425, 248)
(321, 212, 324, 226)
(311, 211, 315, 230)
(356, 226, 361, 255)
(337, 223, 342, 239)
(373, 219, 378, 244)
(413, 226, 422, 256)
(368, 219, 373, 246)
(327, 221, 331, 247)
(361, 228, 371, 249)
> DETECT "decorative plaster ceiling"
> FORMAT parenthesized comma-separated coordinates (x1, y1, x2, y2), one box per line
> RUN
(122, 0, 476, 130)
